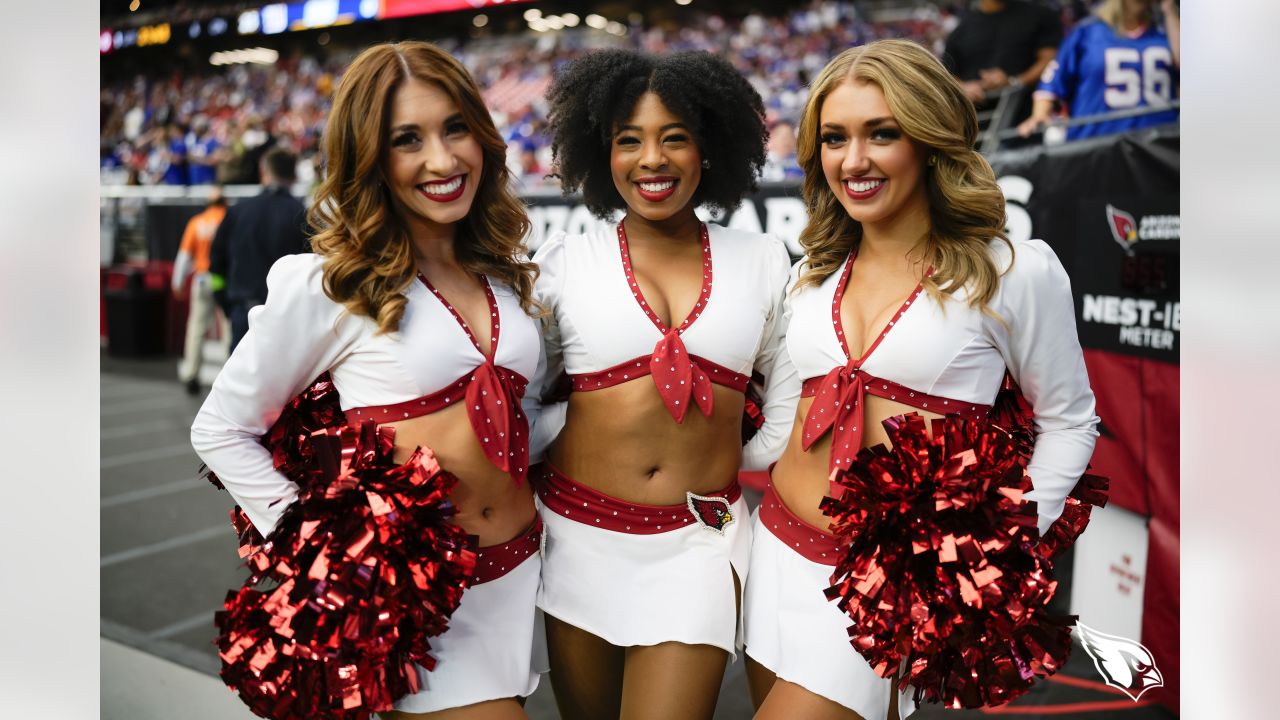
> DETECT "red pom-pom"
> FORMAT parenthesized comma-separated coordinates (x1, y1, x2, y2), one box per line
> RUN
(988, 378, 1110, 561)
(208, 377, 476, 719)
(1037, 470, 1109, 561)
(822, 413, 1104, 709)
(202, 373, 344, 494)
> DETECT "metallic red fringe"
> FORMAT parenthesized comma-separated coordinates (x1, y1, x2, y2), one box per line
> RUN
(989, 380, 1110, 560)
(821, 413, 1107, 709)
(206, 375, 476, 719)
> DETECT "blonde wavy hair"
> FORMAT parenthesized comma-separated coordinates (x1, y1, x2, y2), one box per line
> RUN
(795, 39, 1010, 315)
(308, 41, 537, 334)
(1095, 0, 1154, 32)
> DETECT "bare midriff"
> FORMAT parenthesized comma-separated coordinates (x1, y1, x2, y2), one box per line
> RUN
(771, 394, 944, 533)
(382, 400, 535, 547)
(549, 378, 745, 506)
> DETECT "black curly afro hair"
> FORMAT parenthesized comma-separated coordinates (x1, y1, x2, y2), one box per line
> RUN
(546, 49, 768, 219)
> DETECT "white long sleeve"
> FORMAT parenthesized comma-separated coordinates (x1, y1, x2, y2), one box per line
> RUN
(191, 254, 359, 535)
(988, 240, 1100, 535)
(528, 232, 568, 462)
(740, 241, 800, 471)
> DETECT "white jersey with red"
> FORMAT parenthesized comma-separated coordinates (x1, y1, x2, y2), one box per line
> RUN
(778, 237, 1099, 534)
(190, 252, 547, 711)
(530, 221, 796, 469)
(191, 253, 545, 536)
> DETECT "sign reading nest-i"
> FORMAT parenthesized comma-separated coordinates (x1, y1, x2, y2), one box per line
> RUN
(1080, 198, 1179, 358)
(987, 129, 1180, 364)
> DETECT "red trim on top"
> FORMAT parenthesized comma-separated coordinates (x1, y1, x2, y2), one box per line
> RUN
(418, 273, 501, 359)
(561, 222, 729, 423)
(617, 221, 712, 334)
(346, 359, 530, 483)
(799, 372, 989, 420)
(758, 482, 845, 565)
(569, 353, 749, 393)
(831, 251, 929, 366)
(801, 253, 939, 475)
(471, 515, 542, 585)
(535, 463, 741, 535)
(345, 365, 530, 424)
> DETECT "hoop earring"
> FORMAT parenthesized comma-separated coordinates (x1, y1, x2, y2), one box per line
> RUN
(927, 155, 938, 166)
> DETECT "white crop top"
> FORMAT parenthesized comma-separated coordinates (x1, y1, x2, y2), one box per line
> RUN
(777, 238, 1099, 534)
(190, 253, 545, 535)
(530, 223, 797, 471)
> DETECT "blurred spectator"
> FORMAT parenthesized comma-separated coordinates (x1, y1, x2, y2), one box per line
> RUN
(161, 123, 189, 185)
(1018, 0, 1179, 141)
(215, 119, 248, 184)
(172, 188, 229, 394)
(234, 117, 277, 184)
(186, 119, 223, 186)
(943, 0, 1062, 113)
(209, 148, 309, 350)
(1160, 0, 1179, 65)
(517, 142, 545, 183)
(762, 120, 803, 182)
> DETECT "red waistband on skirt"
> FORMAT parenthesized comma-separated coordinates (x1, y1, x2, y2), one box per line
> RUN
(759, 482, 846, 566)
(472, 515, 543, 585)
(534, 463, 741, 535)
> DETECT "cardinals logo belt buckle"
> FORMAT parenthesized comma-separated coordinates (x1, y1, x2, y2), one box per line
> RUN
(686, 492, 735, 535)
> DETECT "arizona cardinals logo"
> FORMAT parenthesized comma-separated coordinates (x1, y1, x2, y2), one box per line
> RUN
(1075, 622, 1164, 701)
(686, 492, 735, 534)
(1106, 204, 1140, 256)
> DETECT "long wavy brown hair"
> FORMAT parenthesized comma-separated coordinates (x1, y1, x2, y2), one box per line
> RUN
(308, 41, 537, 333)
(795, 39, 1010, 316)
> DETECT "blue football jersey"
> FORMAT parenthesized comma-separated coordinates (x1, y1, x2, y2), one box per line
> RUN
(1036, 18, 1178, 140)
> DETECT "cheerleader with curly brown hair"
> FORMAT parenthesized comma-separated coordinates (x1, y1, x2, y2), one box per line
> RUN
(529, 49, 796, 720)
(192, 42, 546, 719)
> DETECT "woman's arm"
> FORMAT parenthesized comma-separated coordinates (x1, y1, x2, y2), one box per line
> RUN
(990, 240, 1100, 536)
(1017, 95, 1058, 137)
(190, 253, 358, 535)
(527, 232, 569, 462)
(741, 242, 801, 472)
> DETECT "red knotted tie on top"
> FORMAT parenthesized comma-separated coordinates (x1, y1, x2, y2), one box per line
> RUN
(343, 361, 531, 484)
(650, 328, 715, 423)
(617, 221, 717, 424)
(800, 253, 933, 485)
(464, 359, 530, 484)
(801, 363, 870, 473)
(418, 273, 531, 484)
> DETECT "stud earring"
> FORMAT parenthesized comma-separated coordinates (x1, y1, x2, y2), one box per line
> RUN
(701, 159, 711, 169)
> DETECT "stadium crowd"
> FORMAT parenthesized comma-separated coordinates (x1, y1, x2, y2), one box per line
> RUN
(101, 0, 1171, 189)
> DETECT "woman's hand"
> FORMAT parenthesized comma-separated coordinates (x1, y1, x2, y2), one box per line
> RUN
(1017, 115, 1047, 138)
